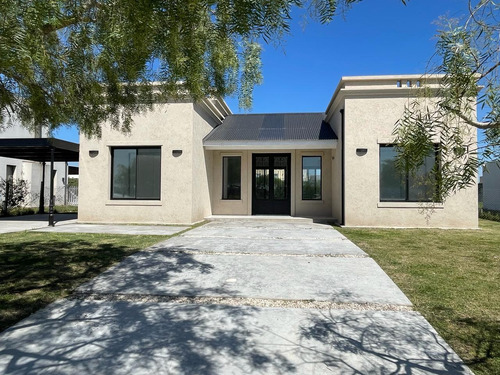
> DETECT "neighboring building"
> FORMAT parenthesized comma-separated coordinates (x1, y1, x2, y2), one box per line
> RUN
(78, 75, 478, 228)
(0, 120, 68, 207)
(482, 162, 500, 211)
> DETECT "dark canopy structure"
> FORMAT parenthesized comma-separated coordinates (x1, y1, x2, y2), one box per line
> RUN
(0, 138, 79, 226)
(0, 138, 79, 162)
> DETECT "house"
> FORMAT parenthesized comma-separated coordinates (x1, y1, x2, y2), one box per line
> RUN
(482, 162, 500, 211)
(0, 121, 69, 209)
(78, 75, 478, 228)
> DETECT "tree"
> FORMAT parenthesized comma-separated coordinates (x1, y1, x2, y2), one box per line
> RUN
(394, 0, 500, 201)
(0, 0, 362, 138)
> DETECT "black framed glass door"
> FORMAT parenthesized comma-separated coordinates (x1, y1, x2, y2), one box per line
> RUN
(252, 153, 291, 215)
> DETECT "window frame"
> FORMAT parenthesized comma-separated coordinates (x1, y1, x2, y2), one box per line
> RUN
(379, 144, 439, 203)
(110, 146, 161, 201)
(221, 155, 242, 200)
(302, 155, 322, 201)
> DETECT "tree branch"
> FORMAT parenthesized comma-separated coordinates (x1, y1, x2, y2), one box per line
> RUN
(480, 60, 500, 79)
(41, 1, 103, 34)
(443, 105, 500, 129)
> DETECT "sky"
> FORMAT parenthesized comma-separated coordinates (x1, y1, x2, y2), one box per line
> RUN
(54, 0, 475, 143)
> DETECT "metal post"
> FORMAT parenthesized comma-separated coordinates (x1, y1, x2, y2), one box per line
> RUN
(48, 148, 55, 227)
(64, 162, 68, 206)
(39, 162, 45, 214)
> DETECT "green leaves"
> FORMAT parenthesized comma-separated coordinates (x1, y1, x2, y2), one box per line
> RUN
(1, 0, 358, 136)
(394, 0, 500, 201)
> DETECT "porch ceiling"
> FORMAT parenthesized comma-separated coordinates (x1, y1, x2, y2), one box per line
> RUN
(204, 139, 337, 150)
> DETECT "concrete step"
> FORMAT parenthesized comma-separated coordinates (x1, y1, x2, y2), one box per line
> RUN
(205, 215, 320, 224)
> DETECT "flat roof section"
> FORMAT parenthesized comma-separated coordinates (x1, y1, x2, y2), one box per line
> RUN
(0, 138, 79, 162)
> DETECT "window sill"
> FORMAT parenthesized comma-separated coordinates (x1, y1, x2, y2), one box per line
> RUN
(106, 200, 163, 206)
(377, 202, 444, 209)
(301, 199, 324, 203)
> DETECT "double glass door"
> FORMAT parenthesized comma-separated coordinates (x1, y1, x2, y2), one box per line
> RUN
(252, 153, 291, 215)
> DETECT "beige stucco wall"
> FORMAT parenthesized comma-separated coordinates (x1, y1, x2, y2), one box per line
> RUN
(191, 104, 218, 221)
(343, 95, 478, 228)
(326, 105, 343, 222)
(78, 102, 216, 225)
(482, 162, 500, 211)
(210, 149, 334, 218)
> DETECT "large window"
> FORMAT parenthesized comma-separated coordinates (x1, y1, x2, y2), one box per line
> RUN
(222, 156, 241, 200)
(379, 145, 437, 202)
(302, 156, 322, 200)
(111, 147, 161, 200)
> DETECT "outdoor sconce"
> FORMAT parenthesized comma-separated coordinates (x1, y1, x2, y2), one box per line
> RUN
(172, 149, 183, 157)
(89, 150, 99, 158)
(356, 148, 368, 156)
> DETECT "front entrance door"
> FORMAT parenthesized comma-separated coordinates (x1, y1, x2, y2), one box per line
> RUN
(252, 153, 291, 215)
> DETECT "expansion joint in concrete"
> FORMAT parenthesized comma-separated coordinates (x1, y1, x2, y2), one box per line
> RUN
(71, 293, 413, 312)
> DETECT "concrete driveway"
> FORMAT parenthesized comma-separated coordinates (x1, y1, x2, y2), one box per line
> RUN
(0, 214, 77, 234)
(0, 220, 472, 374)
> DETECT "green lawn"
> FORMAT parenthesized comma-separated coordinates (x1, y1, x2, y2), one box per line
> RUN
(0, 232, 170, 333)
(338, 219, 500, 375)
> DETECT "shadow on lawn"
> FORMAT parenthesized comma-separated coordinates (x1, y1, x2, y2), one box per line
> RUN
(0, 238, 144, 332)
(457, 317, 499, 371)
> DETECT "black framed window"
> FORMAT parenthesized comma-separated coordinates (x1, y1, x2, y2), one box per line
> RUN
(111, 147, 161, 200)
(302, 156, 322, 200)
(222, 156, 241, 200)
(379, 144, 437, 202)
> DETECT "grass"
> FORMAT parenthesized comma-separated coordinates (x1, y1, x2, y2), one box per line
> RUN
(338, 219, 500, 375)
(0, 231, 170, 333)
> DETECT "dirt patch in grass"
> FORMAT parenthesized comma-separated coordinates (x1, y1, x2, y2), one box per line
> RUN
(338, 219, 500, 375)
(0, 232, 170, 333)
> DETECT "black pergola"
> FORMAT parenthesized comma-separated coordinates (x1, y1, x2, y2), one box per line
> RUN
(0, 138, 79, 226)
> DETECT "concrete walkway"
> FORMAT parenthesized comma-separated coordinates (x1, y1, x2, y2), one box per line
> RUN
(0, 213, 77, 234)
(0, 220, 472, 374)
(34, 223, 190, 236)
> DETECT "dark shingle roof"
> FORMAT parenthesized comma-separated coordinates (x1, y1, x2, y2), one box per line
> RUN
(203, 113, 337, 142)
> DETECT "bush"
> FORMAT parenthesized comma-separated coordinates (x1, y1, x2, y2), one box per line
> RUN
(0, 178, 30, 215)
(479, 209, 500, 222)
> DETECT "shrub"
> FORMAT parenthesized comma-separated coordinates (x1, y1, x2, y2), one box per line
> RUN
(479, 209, 500, 222)
(0, 178, 30, 214)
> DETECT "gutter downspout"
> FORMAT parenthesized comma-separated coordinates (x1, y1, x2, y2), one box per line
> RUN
(340, 109, 345, 226)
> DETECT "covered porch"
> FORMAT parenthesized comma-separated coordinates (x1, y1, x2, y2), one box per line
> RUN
(203, 113, 339, 221)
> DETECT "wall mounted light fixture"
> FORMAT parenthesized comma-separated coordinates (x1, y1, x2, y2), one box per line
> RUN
(356, 148, 368, 156)
(89, 150, 99, 158)
(172, 150, 183, 157)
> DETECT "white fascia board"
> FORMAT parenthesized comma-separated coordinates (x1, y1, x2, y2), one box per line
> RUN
(204, 139, 337, 150)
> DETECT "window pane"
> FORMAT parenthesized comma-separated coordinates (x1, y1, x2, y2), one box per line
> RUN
(255, 156, 269, 168)
(302, 156, 322, 200)
(273, 168, 286, 200)
(408, 152, 436, 201)
(136, 148, 161, 199)
(222, 156, 241, 200)
(112, 149, 136, 199)
(255, 169, 269, 200)
(380, 146, 406, 201)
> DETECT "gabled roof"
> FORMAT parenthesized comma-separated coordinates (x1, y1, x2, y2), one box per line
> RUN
(204, 113, 337, 143)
